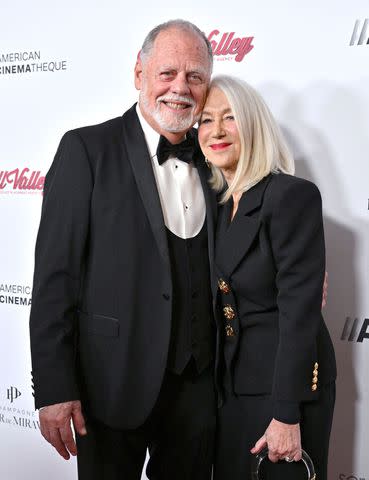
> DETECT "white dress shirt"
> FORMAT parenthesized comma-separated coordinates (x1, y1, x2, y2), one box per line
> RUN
(136, 105, 206, 240)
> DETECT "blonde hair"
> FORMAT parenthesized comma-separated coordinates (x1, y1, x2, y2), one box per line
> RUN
(206, 75, 294, 202)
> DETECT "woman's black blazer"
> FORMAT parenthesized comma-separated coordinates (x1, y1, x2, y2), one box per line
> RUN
(214, 172, 336, 423)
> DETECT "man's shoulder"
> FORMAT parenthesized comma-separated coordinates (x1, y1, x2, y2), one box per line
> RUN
(68, 116, 123, 142)
(64, 104, 138, 145)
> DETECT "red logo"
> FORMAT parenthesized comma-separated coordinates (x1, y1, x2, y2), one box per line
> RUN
(208, 30, 254, 62)
(0, 168, 45, 194)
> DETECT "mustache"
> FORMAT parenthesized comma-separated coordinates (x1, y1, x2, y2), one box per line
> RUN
(156, 94, 196, 107)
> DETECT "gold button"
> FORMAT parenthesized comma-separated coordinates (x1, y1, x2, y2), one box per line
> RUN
(314, 362, 319, 369)
(225, 325, 235, 337)
(311, 384, 317, 391)
(218, 279, 230, 294)
(312, 377, 318, 384)
(313, 369, 318, 377)
(223, 305, 235, 320)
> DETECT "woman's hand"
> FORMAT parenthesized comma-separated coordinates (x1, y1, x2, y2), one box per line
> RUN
(251, 418, 302, 463)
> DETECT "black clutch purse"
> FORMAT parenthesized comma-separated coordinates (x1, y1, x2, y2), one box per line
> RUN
(251, 448, 316, 480)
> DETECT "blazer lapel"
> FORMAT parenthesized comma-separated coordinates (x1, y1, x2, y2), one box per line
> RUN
(121, 104, 170, 268)
(195, 140, 218, 299)
(216, 174, 272, 278)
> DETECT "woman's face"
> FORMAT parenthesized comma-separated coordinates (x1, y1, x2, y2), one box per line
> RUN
(198, 87, 241, 175)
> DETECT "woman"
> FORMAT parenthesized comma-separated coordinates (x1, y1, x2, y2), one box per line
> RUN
(198, 75, 336, 480)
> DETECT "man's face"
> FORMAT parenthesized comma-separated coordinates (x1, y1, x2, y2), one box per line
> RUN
(135, 28, 212, 140)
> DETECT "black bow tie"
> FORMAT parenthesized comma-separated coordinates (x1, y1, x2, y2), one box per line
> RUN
(156, 135, 195, 165)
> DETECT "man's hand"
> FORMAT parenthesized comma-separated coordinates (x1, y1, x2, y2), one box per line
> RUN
(322, 271, 328, 308)
(251, 418, 302, 463)
(39, 400, 87, 460)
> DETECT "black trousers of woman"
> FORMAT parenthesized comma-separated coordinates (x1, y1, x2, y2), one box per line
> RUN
(214, 382, 335, 480)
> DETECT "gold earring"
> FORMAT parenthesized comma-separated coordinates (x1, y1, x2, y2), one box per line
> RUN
(205, 157, 211, 169)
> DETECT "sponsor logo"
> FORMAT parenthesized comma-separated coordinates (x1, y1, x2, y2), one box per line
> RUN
(341, 317, 369, 342)
(0, 50, 67, 76)
(1, 386, 39, 430)
(0, 168, 45, 195)
(0, 283, 32, 307)
(349, 19, 369, 46)
(7, 386, 21, 403)
(207, 29, 254, 62)
(0, 406, 40, 431)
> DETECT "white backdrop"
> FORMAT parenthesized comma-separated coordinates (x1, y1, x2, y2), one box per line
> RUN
(1, 1, 368, 479)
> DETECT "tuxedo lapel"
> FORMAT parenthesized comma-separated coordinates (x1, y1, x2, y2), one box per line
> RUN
(121, 105, 170, 268)
(216, 174, 272, 277)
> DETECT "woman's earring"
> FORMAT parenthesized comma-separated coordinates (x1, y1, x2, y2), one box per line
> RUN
(205, 157, 211, 169)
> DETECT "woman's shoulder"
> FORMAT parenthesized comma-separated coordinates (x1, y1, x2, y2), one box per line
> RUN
(267, 172, 321, 200)
(263, 172, 322, 214)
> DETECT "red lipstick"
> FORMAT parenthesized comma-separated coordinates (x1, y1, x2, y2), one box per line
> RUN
(210, 143, 231, 150)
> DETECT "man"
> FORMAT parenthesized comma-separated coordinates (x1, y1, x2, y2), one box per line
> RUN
(30, 20, 217, 480)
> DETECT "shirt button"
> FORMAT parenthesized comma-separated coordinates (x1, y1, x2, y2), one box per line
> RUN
(162, 293, 170, 300)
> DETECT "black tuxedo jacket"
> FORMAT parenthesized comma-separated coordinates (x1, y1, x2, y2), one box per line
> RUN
(29, 104, 217, 429)
(214, 173, 336, 423)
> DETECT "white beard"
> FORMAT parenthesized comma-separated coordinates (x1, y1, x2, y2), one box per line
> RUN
(139, 88, 200, 133)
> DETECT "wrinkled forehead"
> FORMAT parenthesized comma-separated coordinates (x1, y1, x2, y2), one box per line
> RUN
(204, 87, 229, 108)
(149, 28, 211, 72)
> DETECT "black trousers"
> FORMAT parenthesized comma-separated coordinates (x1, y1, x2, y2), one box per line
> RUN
(76, 363, 216, 480)
(214, 382, 335, 480)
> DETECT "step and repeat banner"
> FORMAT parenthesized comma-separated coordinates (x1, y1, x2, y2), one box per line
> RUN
(1, 1, 368, 479)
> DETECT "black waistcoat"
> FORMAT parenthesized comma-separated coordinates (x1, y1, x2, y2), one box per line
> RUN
(166, 222, 215, 375)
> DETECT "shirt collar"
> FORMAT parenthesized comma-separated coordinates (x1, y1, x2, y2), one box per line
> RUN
(136, 104, 160, 159)
(136, 104, 189, 161)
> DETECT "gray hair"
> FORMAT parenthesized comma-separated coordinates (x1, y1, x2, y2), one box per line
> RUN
(140, 19, 213, 71)
(206, 75, 295, 203)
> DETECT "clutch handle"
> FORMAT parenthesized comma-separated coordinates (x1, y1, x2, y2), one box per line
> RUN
(251, 448, 316, 480)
